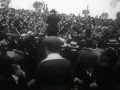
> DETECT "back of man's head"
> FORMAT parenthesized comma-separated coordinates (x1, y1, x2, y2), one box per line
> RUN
(42, 36, 64, 53)
(50, 9, 57, 14)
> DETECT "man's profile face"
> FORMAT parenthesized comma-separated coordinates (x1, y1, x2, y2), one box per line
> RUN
(14, 65, 23, 77)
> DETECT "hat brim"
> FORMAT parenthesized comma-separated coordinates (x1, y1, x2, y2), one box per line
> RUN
(61, 43, 68, 47)
(68, 44, 79, 48)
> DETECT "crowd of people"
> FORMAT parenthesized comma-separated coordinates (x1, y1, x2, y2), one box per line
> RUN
(0, 7, 120, 90)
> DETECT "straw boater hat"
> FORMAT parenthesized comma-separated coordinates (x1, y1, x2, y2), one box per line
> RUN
(34, 36, 39, 39)
(107, 39, 119, 45)
(27, 31, 33, 35)
(68, 41, 79, 48)
(58, 37, 67, 47)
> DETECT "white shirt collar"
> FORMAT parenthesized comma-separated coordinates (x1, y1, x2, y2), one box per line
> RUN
(42, 53, 64, 62)
(12, 74, 19, 84)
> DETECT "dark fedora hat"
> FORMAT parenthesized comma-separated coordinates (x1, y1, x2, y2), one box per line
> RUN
(50, 9, 57, 14)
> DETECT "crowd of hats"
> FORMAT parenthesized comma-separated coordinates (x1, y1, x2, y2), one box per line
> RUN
(0, 7, 120, 90)
(0, 7, 120, 52)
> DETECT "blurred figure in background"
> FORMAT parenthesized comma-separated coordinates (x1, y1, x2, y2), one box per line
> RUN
(46, 9, 61, 36)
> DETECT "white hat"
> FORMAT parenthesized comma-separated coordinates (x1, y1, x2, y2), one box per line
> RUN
(68, 41, 79, 48)
(21, 33, 27, 37)
(58, 37, 68, 47)
(27, 31, 33, 35)
(34, 36, 39, 39)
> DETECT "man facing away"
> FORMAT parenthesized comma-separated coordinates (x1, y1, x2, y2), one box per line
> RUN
(46, 9, 61, 36)
(32, 36, 74, 90)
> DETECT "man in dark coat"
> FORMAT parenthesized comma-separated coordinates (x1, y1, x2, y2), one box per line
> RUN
(74, 49, 99, 90)
(46, 9, 60, 36)
(32, 36, 74, 90)
(5, 64, 28, 90)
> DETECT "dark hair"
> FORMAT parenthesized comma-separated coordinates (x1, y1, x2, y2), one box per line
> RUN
(42, 36, 63, 52)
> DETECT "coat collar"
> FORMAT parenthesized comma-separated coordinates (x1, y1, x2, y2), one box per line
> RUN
(42, 53, 64, 62)
(12, 74, 19, 84)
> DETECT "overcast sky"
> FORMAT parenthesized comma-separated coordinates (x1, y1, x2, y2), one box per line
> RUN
(9, 0, 120, 19)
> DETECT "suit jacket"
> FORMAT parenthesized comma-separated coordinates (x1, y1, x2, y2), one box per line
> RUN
(61, 48, 79, 68)
(2, 74, 28, 90)
(46, 14, 60, 36)
(34, 58, 74, 90)
(0, 76, 12, 89)
(0, 76, 18, 90)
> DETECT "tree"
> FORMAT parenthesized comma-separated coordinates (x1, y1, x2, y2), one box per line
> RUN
(33, 1, 42, 11)
(32, 1, 48, 12)
(82, 9, 90, 18)
(0, 0, 11, 8)
(101, 12, 109, 19)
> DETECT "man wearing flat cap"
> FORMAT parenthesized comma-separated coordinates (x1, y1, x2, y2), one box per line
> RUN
(45, 9, 61, 36)
(33, 36, 74, 90)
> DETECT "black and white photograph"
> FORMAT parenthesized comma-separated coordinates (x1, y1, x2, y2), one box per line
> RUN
(0, 0, 120, 90)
